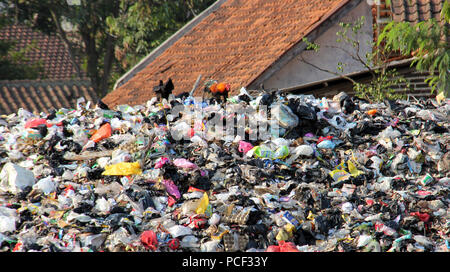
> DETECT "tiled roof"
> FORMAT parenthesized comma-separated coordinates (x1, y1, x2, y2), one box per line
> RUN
(0, 24, 84, 79)
(391, 0, 445, 23)
(102, 0, 351, 107)
(0, 79, 97, 115)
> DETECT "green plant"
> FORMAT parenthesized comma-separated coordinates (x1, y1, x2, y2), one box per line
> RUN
(0, 18, 44, 80)
(301, 16, 409, 103)
(353, 69, 408, 102)
(378, 1, 449, 96)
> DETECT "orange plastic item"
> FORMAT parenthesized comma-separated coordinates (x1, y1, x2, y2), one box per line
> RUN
(367, 109, 377, 116)
(90, 123, 112, 143)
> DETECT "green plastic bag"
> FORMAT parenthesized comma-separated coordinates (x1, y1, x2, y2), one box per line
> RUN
(252, 145, 289, 160)
(273, 145, 289, 159)
(252, 145, 273, 159)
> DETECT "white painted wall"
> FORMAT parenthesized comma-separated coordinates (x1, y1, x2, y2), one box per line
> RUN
(263, 1, 373, 90)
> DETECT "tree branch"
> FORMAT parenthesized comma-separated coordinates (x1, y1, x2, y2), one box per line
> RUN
(49, 8, 83, 78)
(322, 44, 377, 79)
(298, 55, 357, 85)
(100, 33, 115, 97)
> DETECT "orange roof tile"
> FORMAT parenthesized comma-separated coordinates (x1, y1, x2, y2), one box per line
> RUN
(0, 79, 98, 115)
(103, 0, 350, 107)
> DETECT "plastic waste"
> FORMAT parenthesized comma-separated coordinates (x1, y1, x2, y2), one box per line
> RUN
(163, 179, 181, 199)
(168, 225, 192, 238)
(0, 163, 35, 194)
(252, 145, 289, 160)
(141, 230, 158, 250)
(0, 207, 18, 233)
(317, 140, 336, 149)
(0, 86, 448, 253)
(208, 213, 220, 225)
(102, 162, 142, 176)
(266, 241, 299, 252)
(173, 158, 198, 170)
(238, 141, 254, 154)
(32, 176, 56, 195)
(195, 192, 209, 214)
(201, 240, 220, 252)
(0, 215, 16, 233)
(90, 122, 112, 143)
(271, 104, 299, 129)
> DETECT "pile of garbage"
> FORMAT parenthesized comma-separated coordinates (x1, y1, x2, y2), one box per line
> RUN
(0, 88, 449, 252)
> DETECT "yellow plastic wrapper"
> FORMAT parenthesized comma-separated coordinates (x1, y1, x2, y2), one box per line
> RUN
(195, 192, 209, 214)
(347, 160, 364, 177)
(436, 92, 445, 104)
(276, 228, 290, 241)
(307, 210, 316, 220)
(329, 169, 351, 182)
(102, 162, 142, 176)
(284, 224, 296, 237)
(211, 230, 229, 241)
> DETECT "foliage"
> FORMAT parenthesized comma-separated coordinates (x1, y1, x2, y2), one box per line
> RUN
(353, 69, 408, 102)
(106, 0, 216, 70)
(0, 16, 43, 80)
(378, 1, 450, 96)
(1, 0, 121, 96)
(301, 16, 408, 103)
(1, 0, 215, 97)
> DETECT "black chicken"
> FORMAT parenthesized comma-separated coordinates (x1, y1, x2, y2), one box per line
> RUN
(153, 78, 174, 101)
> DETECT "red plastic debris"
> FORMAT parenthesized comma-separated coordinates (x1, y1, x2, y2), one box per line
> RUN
(317, 135, 333, 144)
(167, 195, 176, 207)
(168, 238, 180, 250)
(141, 230, 158, 250)
(24, 118, 47, 129)
(410, 212, 430, 223)
(265, 241, 299, 252)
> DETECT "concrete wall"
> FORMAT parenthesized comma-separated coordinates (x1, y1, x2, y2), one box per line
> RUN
(263, 1, 373, 90)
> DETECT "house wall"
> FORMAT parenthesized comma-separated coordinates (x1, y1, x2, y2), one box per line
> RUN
(263, 1, 373, 90)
